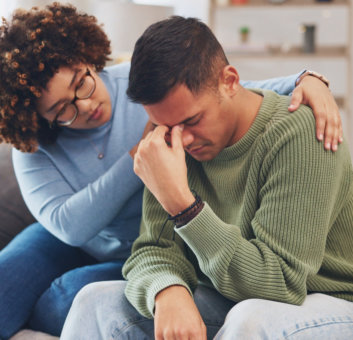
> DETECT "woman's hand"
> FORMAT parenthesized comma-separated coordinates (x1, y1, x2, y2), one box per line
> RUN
(288, 75, 343, 152)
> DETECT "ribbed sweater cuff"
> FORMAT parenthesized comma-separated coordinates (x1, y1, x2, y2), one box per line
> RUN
(175, 202, 240, 262)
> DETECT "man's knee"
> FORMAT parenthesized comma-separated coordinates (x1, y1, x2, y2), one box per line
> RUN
(72, 280, 127, 314)
(216, 299, 275, 339)
(61, 280, 154, 340)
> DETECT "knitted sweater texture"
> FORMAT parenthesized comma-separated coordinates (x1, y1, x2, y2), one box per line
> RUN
(123, 90, 353, 318)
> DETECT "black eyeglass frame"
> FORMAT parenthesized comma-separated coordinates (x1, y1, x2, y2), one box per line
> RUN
(52, 68, 96, 127)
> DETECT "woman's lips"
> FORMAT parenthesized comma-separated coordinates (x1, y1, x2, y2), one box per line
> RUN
(89, 104, 103, 121)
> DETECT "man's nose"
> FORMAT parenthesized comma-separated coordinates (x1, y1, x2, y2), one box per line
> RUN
(182, 129, 194, 148)
(164, 128, 194, 147)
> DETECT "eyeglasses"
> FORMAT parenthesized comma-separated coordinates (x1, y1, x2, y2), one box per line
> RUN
(53, 68, 96, 127)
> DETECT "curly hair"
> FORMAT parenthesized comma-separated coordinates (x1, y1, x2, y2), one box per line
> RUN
(0, 2, 111, 152)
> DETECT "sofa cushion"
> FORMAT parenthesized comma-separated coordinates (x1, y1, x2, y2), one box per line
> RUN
(0, 143, 35, 250)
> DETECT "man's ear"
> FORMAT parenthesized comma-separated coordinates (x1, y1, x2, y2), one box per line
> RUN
(219, 65, 240, 96)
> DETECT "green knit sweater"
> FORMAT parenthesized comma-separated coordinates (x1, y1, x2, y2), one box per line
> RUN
(123, 89, 353, 318)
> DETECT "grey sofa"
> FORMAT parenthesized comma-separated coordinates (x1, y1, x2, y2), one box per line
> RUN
(0, 144, 62, 339)
(0, 143, 35, 250)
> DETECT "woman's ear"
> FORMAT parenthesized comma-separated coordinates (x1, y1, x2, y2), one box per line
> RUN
(219, 65, 240, 96)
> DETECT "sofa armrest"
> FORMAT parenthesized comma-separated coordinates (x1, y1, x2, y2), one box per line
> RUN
(0, 143, 35, 250)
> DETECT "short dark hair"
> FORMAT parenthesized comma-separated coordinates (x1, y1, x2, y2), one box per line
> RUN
(0, 2, 111, 152)
(127, 16, 229, 105)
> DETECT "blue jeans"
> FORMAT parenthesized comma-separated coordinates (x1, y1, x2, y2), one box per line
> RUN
(215, 294, 353, 339)
(61, 281, 353, 340)
(0, 223, 125, 339)
(61, 281, 235, 340)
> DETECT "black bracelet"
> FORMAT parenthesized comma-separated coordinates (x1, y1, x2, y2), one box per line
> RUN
(169, 194, 201, 220)
(156, 191, 204, 244)
(169, 192, 204, 228)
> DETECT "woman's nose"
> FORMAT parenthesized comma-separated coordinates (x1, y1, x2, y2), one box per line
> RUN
(75, 98, 94, 115)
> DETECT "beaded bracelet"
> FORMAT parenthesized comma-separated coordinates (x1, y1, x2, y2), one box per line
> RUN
(156, 191, 205, 244)
(169, 192, 204, 228)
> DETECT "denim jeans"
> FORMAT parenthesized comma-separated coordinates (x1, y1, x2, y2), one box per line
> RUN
(0, 223, 125, 339)
(61, 281, 235, 340)
(61, 280, 353, 340)
(216, 293, 353, 339)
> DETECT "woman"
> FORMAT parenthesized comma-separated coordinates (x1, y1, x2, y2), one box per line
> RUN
(0, 3, 341, 339)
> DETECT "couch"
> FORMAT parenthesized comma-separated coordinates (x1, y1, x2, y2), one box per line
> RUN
(0, 143, 35, 250)
(0, 143, 62, 339)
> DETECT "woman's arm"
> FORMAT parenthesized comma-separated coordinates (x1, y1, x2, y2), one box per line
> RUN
(12, 148, 143, 246)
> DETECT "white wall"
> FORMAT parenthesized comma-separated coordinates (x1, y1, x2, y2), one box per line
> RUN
(134, 0, 210, 22)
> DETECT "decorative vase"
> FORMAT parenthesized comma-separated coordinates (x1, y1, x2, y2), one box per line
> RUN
(302, 24, 316, 54)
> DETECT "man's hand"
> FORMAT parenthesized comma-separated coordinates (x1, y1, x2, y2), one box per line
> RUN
(154, 285, 207, 340)
(134, 124, 195, 215)
(288, 75, 343, 151)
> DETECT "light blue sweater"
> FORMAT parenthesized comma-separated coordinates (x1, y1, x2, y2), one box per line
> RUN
(12, 63, 299, 262)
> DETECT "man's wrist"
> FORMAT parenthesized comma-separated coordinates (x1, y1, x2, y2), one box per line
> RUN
(168, 191, 204, 228)
(155, 285, 191, 306)
(295, 70, 330, 87)
(164, 190, 195, 216)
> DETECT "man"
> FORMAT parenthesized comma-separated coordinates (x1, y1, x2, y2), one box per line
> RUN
(61, 16, 353, 339)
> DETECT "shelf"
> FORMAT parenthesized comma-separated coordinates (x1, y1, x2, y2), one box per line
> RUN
(225, 46, 347, 58)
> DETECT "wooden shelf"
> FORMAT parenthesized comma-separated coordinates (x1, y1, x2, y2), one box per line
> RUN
(225, 46, 347, 58)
